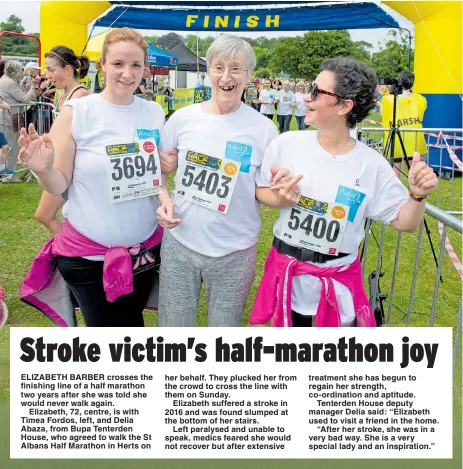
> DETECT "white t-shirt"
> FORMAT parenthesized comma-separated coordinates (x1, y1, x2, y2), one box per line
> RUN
(63, 94, 165, 249)
(161, 102, 279, 257)
(256, 130, 409, 321)
(259, 89, 276, 115)
(276, 90, 295, 115)
(294, 92, 308, 117)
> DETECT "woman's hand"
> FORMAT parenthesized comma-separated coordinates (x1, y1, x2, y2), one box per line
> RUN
(18, 123, 55, 175)
(269, 165, 303, 205)
(408, 152, 438, 196)
(160, 147, 178, 173)
(156, 191, 181, 229)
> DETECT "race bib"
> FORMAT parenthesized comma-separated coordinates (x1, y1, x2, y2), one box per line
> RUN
(281, 196, 350, 255)
(282, 96, 291, 103)
(106, 134, 162, 204)
(177, 150, 241, 214)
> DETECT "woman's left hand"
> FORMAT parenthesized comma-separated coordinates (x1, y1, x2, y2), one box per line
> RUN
(408, 152, 438, 196)
(269, 165, 303, 205)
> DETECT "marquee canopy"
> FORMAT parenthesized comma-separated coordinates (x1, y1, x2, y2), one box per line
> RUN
(95, 2, 399, 32)
(148, 43, 178, 66)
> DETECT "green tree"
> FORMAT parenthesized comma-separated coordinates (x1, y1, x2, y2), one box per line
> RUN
(252, 45, 270, 69)
(268, 30, 371, 79)
(185, 35, 214, 57)
(253, 36, 279, 50)
(143, 35, 159, 46)
(268, 36, 304, 77)
(0, 14, 24, 33)
(371, 30, 413, 77)
(254, 67, 271, 79)
(0, 16, 39, 56)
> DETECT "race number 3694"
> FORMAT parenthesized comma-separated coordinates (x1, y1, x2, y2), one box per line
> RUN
(106, 140, 162, 204)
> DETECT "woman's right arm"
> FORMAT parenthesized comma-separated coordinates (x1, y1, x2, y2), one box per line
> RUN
(35, 191, 66, 234)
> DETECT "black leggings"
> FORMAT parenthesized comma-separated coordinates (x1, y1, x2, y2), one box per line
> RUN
(57, 251, 158, 327)
(291, 310, 313, 327)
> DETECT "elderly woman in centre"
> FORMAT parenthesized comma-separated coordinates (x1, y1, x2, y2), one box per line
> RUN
(158, 33, 302, 327)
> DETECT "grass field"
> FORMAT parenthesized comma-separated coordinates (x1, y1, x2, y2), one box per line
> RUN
(0, 114, 461, 403)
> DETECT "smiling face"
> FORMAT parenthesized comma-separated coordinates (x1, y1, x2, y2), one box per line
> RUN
(304, 70, 347, 129)
(208, 52, 249, 112)
(263, 79, 271, 90)
(45, 57, 73, 89)
(101, 40, 145, 99)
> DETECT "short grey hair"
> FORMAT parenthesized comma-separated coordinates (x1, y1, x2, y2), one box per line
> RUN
(4, 60, 24, 82)
(206, 34, 256, 76)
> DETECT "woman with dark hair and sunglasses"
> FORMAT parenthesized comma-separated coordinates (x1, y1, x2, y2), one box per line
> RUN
(250, 57, 438, 328)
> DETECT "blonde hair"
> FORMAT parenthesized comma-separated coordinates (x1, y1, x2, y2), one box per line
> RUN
(296, 81, 306, 91)
(102, 28, 148, 64)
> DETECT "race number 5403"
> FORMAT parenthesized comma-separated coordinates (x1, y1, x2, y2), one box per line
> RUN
(181, 164, 231, 199)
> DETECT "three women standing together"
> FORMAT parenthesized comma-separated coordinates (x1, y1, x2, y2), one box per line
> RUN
(19, 30, 438, 328)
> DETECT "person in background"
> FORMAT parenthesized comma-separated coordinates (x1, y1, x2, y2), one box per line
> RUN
(0, 101, 12, 177)
(249, 57, 438, 328)
(274, 80, 295, 133)
(249, 78, 261, 112)
(94, 61, 105, 93)
(381, 72, 427, 177)
(0, 60, 38, 175)
(259, 78, 276, 120)
(196, 72, 209, 87)
(292, 81, 308, 130)
(164, 86, 175, 120)
(272, 79, 282, 113)
(135, 66, 154, 96)
(20, 62, 40, 90)
(34, 45, 90, 234)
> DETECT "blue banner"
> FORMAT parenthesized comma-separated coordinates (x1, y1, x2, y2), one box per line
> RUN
(96, 3, 399, 31)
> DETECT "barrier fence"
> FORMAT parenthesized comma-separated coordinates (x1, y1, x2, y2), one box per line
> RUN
(361, 204, 462, 373)
(358, 125, 463, 214)
(0, 100, 54, 181)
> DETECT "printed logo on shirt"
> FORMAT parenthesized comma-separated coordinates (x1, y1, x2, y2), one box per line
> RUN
(106, 143, 139, 156)
(224, 141, 253, 173)
(335, 185, 366, 223)
(137, 129, 160, 145)
(297, 196, 328, 215)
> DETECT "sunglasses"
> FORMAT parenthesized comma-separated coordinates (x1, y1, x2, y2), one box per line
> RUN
(308, 82, 346, 101)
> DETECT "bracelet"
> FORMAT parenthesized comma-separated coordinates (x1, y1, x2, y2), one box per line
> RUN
(408, 189, 427, 202)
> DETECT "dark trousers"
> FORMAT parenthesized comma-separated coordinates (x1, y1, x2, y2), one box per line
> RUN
(264, 114, 274, 120)
(291, 310, 313, 327)
(57, 253, 158, 327)
(277, 114, 292, 133)
(295, 116, 307, 130)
